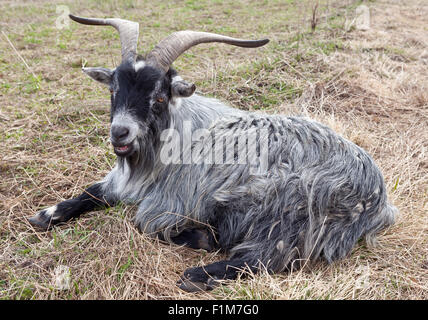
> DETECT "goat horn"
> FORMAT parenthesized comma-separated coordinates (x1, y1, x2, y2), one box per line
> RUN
(69, 14, 139, 62)
(146, 31, 269, 72)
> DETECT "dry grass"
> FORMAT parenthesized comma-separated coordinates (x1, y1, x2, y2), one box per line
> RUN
(0, 0, 427, 299)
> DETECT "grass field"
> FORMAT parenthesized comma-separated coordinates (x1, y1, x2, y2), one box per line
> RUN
(0, 0, 427, 299)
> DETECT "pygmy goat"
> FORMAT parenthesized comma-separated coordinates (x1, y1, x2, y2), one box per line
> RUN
(28, 15, 397, 292)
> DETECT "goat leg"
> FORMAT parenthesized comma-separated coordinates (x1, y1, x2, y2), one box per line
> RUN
(170, 228, 218, 252)
(177, 259, 258, 292)
(28, 183, 113, 231)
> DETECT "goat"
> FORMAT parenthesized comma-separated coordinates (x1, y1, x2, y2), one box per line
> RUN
(28, 15, 397, 292)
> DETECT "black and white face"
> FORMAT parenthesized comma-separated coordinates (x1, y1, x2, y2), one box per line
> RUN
(82, 59, 196, 158)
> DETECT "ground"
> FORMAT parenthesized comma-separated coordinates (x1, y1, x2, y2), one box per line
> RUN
(0, 0, 426, 299)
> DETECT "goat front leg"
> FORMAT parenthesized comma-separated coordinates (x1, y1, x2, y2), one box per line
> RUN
(28, 183, 113, 230)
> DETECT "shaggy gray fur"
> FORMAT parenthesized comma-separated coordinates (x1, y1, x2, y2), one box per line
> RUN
(102, 93, 397, 271)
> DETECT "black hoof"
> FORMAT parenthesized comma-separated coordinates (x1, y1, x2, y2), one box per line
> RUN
(171, 228, 218, 252)
(190, 229, 217, 252)
(177, 266, 220, 292)
(177, 278, 218, 292)
(27, 210, 53, 231)
(177, 259, 255, 292)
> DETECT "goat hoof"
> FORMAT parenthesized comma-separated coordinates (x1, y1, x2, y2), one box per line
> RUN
(193, 229, 216, 252)
(177, 266, 219, 292)
(27, 210, 52, 230)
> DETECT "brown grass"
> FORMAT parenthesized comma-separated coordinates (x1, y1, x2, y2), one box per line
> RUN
(0, 0, 427, 299)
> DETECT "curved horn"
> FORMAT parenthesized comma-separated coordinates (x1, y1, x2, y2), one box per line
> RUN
(69, 14, 139, 62)
(146, 31, 269, 72)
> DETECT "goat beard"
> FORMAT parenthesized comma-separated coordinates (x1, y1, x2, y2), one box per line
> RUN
(118, 135, 158, 177)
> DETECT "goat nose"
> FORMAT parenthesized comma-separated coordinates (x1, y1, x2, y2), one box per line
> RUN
(111, 125, 129, 141)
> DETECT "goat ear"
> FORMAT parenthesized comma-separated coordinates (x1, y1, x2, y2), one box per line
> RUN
(171, 78, 196, 98)
(82, 67, 113, 86)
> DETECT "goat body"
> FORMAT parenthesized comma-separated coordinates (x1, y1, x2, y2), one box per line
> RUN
(28, 15, 397, 292)
(30, 93, 397, 291)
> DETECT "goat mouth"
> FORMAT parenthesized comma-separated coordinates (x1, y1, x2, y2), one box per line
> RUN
(113, 143, 134, 157)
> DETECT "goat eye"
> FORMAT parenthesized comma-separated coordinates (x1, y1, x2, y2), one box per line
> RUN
(156, 97, 164, 103)
(109, 88, 114, 94)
